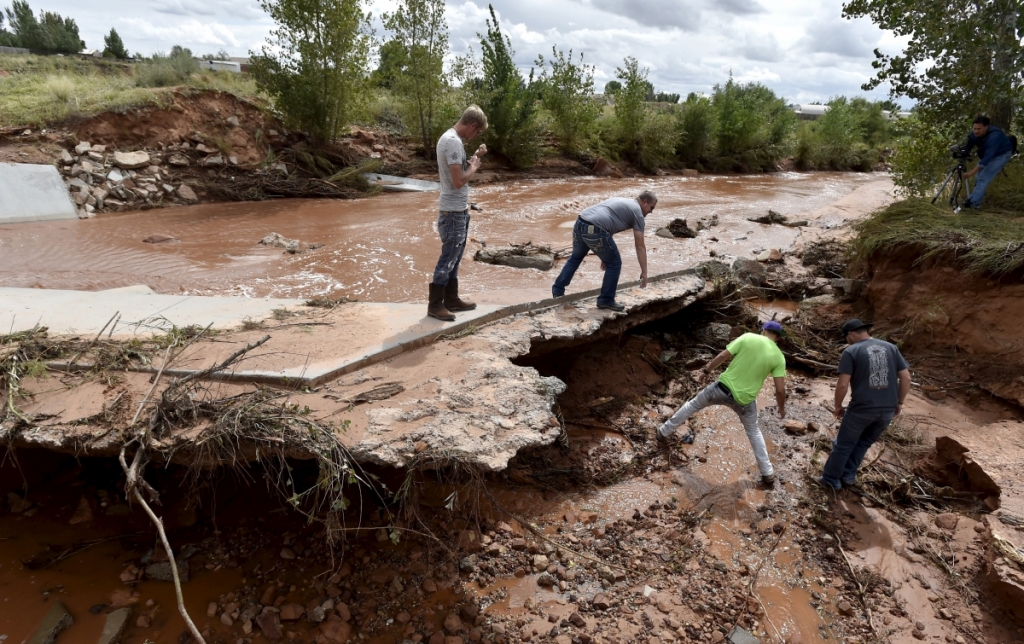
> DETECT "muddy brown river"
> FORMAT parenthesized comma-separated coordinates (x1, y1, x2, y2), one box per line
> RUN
(0, 173, 875, 301)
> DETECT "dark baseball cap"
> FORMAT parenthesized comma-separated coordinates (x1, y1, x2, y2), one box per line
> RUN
(841, 319, 873, 335)
(762, 321, 785, 336)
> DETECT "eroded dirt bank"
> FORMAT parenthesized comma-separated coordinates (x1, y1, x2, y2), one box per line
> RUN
(4, 293, 1024, 644)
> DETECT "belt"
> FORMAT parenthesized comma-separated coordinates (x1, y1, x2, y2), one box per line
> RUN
(717, 381, 735, 400)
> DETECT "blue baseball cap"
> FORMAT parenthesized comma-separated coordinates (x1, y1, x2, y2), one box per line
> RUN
(762, 321, 785, 336)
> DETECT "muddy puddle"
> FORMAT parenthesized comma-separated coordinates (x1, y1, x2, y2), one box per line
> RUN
(0, 173, 874, 301)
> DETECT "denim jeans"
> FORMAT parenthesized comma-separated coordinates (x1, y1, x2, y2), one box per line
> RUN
(658, 381, 774, 477)
(966, 151, 1013, 207)
(432, 210, 470, 286)
(820, 407, 894, 489)
(551, 217, 623, 306)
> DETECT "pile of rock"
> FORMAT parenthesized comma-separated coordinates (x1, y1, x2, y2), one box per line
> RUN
(58, 141, 200, 218)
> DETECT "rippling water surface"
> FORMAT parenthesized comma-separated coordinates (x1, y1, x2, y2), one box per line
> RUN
(0, 173, 873, 302)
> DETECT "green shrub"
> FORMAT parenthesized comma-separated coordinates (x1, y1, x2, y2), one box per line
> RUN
(535, 47, 601, 155)
(613, 56, 648, 158)
(476, 4, 540, 168)
(887, 116, 955, 197)
(710, 77, 794, 171)
(249, 0, 372, 143)
(135, 50, 198, 88)
(636, 109, 676, 173)
(675, 93, 713, 168)
(44, 73, 74, 104)
(793, 121, 818, 169)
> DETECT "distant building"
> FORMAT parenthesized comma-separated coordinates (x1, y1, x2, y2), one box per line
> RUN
(228, 56, 251, 73)
(197, 59, 242, 73)
(790, 103, 912, 121)
(78, 48, 103, 58)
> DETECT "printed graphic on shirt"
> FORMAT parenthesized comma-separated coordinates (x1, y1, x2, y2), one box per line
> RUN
(867, 344, 889, 388)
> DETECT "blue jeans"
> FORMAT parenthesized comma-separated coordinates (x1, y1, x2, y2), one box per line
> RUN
(965, 151, 1012, 207)
(551, 217, 622, 306)
(820, 407, 894, 489)
(432, 210, 469, 286)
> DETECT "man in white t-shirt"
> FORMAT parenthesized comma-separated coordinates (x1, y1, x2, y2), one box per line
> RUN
(429, 105, 488, 321)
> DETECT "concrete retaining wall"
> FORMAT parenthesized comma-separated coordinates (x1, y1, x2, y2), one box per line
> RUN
(0, 163, 79, 224)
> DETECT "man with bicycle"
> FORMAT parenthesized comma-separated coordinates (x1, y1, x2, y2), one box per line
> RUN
(958, 114, 1014, 210)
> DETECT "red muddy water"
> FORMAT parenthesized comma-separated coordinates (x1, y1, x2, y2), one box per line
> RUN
(0, 173, 873, 301)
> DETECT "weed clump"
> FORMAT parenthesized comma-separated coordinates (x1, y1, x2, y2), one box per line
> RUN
(853, 198, 1024, 276)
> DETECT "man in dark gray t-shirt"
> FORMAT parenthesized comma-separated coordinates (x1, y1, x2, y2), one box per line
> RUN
(820, 319, 911, 490)
(551, 192, 656, 311)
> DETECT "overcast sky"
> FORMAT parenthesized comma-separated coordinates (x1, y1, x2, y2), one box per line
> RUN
(30, 0, 908, 106)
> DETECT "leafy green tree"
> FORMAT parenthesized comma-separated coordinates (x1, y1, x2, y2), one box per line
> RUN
(535, 47, 600, 154)
(613, 57, 649, 155)
(382, 0, 449, 158)
(3, 1, 39, 48)
(711, 76, 795, 171)
(250, 0, 373, 143)
(3, 2, 82, 53)
(371, 38, 407, 89)
(103, 27, 128, 59)
(843, 0, 1023, 129)
(603, 80, 621, 95)
(676, 93, 714, 167)
(476, 4, 540, 168)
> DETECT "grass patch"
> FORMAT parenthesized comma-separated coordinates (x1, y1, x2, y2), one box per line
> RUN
(0, 53, 264, 128)
(852, 197, 1024, 276)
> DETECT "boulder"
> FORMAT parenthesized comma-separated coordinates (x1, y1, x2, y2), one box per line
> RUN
(203, 155, 225, 167)
(114, 151, 151, 170)
(934, 513, 959, 531)
(75, 141, 91, 155)
(658, 218, 697, 239)
(319, 616, 352, 643)
(167, 154, 189, 167)
(694, 323, 732, 347)
(783, 419, 808, 435)
(59, 149, 74, 165)
(177, 184, 198, 203)
(227, 115, 241, 127)
(279, 603, 304, 620)
(732, 257, 767, 286)
(256, 607, 282, 640)
(756, 248, 783, 262)
(593, 157, 620, 177)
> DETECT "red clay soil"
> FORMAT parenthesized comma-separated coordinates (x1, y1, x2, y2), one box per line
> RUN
(862, 254, 1024, 406)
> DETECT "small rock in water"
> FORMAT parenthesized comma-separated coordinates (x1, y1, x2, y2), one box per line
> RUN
(142, 235, 179, 244)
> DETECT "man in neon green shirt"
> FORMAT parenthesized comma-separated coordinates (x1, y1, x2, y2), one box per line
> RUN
(657, 321, 787, 487)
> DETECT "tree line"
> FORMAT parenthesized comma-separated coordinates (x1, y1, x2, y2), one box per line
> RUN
(1, 0, 128, 58)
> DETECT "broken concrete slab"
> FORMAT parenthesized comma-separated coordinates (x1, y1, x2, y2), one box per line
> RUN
(0, 162, 78, 224)
(0, 287, 305, 337)
(26, 601, 73, 644)
(97, 607, 132, 644)
(474, 243, 555, 271)
(6, 270, 708, 473)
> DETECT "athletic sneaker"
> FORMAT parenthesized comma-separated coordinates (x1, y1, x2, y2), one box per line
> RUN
(597, 301, 625, 311)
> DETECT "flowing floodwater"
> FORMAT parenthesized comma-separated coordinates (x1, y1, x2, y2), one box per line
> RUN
(0, 173, 874, 301)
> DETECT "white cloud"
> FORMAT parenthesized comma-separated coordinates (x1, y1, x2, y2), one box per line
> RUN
(32, 0, 905, 104)
(121, 18, 242, 48)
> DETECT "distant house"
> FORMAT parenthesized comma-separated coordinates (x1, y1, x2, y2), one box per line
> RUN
(197, 59, 242, 73)
(789, 103, 912, 121)
(228, 56, 251, 73)
(78, 48, 103, 58)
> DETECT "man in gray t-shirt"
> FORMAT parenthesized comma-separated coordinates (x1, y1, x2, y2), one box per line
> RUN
(820, 319, 911, 490)
(428, 105, 488, 322)
(551, 192, 656, 311)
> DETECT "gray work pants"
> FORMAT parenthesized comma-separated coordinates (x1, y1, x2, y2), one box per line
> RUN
(658, 381, 774, 477)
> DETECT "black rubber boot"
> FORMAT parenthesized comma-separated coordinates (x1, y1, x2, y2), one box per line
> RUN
(427, 283, 455, 321)
(444, 278, 477, 312)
